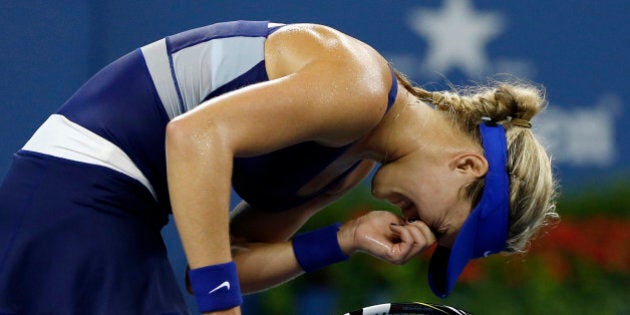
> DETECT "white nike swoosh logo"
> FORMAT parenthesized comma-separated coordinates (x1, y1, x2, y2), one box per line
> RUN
(208, 281, 231, 294)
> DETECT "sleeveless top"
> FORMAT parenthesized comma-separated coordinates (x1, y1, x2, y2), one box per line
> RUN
(23, 20, 398, 213)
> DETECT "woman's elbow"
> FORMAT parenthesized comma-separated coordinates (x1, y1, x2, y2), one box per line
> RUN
(165, 117, 224, 157)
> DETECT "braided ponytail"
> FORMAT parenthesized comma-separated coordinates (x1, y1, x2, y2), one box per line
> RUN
(394, 69, 559, 253)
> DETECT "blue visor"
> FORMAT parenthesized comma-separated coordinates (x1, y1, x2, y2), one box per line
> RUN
(428, 122, 510, 298)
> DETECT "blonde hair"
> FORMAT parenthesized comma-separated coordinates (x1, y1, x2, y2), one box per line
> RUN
(395, 70, 559, 253)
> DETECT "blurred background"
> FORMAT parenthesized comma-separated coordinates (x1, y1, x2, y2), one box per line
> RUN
(1, 0, 628, 314)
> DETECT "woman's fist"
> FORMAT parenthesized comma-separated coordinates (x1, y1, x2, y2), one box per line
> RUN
(338, 211, 436, 265)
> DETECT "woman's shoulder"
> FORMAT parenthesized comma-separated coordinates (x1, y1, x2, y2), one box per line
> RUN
(268, 23, 344, 48)
(258, 23, 396, 147)
(265, 23, 389, 83)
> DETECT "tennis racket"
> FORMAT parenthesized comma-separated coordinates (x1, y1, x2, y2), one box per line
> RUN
(343, 302, 472, 315)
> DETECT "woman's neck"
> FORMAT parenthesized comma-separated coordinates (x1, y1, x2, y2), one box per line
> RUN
(356, 89, 473, 163)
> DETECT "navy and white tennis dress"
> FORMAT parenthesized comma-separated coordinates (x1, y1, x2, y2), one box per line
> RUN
(0, 20, 397, 314)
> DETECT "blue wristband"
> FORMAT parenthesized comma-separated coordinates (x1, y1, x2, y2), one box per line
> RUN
(188, 261, 243, 313)
(292, 223, 349, 273)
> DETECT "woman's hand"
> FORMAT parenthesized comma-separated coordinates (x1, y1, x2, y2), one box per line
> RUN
(338, 211, 437, 265)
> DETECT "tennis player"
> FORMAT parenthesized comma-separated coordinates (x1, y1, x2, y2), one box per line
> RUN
(0, 20, 557, 314)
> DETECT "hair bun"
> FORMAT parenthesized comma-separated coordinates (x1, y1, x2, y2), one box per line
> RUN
(496, 84, 546, 122)
(510, 117, 532, 129)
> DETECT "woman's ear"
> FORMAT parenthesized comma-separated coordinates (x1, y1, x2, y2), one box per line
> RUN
(450, 153, 488, 178)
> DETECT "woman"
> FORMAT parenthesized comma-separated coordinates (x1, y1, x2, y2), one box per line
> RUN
(0, 20, 557, 314)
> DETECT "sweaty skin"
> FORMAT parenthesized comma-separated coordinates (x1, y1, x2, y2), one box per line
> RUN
(168, 23, 482, 315)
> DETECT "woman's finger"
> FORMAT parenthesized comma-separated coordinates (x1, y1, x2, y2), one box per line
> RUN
(408, 220, 437, 246)
(389, 221, 437, 263)
(400, 221, 436, 261)
(388, 224, 414, 264)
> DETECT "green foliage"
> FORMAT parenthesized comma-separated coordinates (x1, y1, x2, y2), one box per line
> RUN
(557, 178, 630, 218)
(249, 181, 630, 314)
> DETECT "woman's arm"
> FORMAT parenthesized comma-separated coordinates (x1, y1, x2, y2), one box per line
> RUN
(231, 210, 437, 294)
(166, 25, 391, 314)
(228, 161, 438, 294)
(168, 55, 389, 268)
(227, 160, 375, 293)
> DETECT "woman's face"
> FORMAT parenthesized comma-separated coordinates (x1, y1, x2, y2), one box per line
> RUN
(371, 150, 474, 248)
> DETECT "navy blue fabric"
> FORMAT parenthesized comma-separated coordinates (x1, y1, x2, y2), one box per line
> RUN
(188, 262, 242, 313)
(167, 21, 270, 54)
(0, 152, 187, 314)
(0, 19, 399, 313)
(57, 49, 172, 214)
(292, 223, 349, 273)
(0, 21, 277, 313)
(233, 144, 358, 212)
(232, 66, 398, 212)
